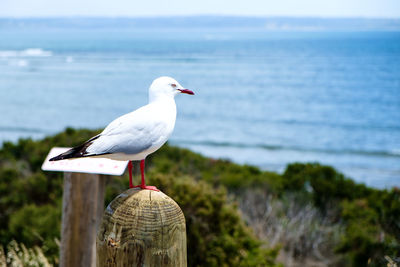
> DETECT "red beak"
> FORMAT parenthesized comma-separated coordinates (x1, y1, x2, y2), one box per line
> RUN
(178, 89, 194, 95)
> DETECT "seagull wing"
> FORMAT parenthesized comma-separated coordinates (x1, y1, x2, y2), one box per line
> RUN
(50, 101, 173, 161)
(86, 104, 167, 156)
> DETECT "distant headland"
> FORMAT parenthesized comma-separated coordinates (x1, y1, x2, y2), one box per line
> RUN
(1, 16, 399, 31)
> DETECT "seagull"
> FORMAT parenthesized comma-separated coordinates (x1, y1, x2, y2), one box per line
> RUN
(50, 76, 194, 191)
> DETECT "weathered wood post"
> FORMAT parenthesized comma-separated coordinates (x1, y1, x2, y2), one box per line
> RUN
(42, 147, 129, 267)
(60, 173, 106, 267)
(96, 188, 187, 267)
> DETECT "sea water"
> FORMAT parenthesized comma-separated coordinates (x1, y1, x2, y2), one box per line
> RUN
(0, 26, 399, 188)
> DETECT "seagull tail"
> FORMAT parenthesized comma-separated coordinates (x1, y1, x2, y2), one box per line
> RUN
(49, 148, 80, 161)
(49, 135, 100, 161)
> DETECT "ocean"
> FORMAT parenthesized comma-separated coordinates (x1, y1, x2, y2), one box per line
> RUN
(0, 18, 399, 188)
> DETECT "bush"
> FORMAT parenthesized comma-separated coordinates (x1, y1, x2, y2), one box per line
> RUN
(8, 204, 61, 262)
(0, 128, 280, 266)
(1, 129, 398, 266)
(149, 174, 280, 267)
(283, 163, 400, 266)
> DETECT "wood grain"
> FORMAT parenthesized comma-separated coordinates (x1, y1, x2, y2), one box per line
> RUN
(60, 172, 106, 267)
(96, 189, 187, 267)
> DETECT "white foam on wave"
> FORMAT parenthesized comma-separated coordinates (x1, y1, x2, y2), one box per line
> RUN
(66, 56, 74, 63)
(0, 48, 52, 58)
(7, 59, 29, 67)
(17, 60, 28, 67)
(21, 48, 52, 57)
(0, 50, 18, 57)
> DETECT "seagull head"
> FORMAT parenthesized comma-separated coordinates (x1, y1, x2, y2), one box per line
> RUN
(149, 76, 194, 102)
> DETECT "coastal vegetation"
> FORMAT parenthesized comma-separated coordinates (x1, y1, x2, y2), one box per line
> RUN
(0, 128, 398, 266)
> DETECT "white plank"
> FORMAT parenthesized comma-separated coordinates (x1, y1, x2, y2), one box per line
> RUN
(42, 147, 128, 175)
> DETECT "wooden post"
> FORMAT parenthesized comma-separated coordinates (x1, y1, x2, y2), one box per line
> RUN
(96, 188, 187, 267)
(60, 173, 106, 267)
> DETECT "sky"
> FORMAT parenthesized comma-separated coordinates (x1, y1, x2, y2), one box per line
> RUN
(1, 0, 400, 18)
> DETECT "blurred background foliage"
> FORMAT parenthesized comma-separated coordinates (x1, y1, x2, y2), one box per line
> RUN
(0, 128, 399, 266)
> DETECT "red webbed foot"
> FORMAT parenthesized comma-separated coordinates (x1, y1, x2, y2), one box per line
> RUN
(133, 185, 160, 191)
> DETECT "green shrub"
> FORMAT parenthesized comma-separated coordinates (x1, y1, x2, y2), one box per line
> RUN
(337, 199, 399, 266)
(283, 162, 400, 266)
(148, 174, 280, 267)
(0, 128, 280, 266)
(1, 129, 398, 266)
(8, 204, 61, 263)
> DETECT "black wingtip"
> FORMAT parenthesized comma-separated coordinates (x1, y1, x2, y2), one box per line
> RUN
(49, 148, 80, 161)
(49, 152, 71, 161)
(49, 155, 63, 161)
(48, 134, 100, 162)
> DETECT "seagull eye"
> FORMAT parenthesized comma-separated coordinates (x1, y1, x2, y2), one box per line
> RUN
(171, 83, 177, 87)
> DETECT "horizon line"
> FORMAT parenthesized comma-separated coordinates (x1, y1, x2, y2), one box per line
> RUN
(1, 14, 399, 20)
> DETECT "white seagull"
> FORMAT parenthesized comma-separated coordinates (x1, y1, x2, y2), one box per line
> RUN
(50, 76, 194, 191)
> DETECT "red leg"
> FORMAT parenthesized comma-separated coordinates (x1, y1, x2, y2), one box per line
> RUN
(128, 161, 133, 188)
(140, 159, 146, 187)
(133, 159, 159, 191)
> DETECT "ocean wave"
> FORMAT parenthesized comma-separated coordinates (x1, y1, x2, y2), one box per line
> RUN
(0, 48, 52, 58)
(11, 59, 29, 67)
(277, 119, 400, 132)
(0, 126, 46, 134)
(172, 139, 400, 158)
(390, 149, 400, 156)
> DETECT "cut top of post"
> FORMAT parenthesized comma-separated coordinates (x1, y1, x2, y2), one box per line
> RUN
(97, 188, 187, 267)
